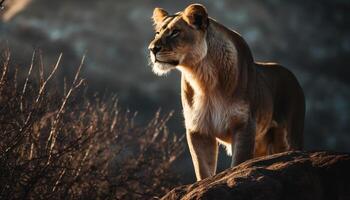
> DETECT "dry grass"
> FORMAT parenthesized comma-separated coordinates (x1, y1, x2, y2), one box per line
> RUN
(0, 50, 184, 199)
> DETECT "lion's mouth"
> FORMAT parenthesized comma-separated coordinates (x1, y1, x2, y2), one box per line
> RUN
(155, 59, 179, 66)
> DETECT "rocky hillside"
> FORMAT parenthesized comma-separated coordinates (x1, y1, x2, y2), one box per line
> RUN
(162, 151, 350, 200)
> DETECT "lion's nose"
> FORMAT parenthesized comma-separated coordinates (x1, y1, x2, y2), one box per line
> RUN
(149, 44, 162, 55)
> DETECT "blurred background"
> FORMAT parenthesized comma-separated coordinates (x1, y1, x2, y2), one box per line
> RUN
(1, 0, 349, 183)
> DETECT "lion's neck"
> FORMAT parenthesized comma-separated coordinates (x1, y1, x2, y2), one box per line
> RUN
(178, 21, 241, 97)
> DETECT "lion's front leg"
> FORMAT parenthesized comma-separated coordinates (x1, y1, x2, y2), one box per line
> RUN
(231, 118, 256, 167)
(186, 131, 218, 181)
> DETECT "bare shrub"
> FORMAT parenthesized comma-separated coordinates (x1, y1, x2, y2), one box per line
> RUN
(0, 50, 184, 200)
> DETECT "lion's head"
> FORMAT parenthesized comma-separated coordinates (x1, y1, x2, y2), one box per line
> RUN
(148, 4, 209, 75)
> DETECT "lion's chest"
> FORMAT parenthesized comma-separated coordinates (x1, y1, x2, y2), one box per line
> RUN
(183, 90, 249, 136)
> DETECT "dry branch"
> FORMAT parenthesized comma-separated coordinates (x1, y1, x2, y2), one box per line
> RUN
(0, 51, 184, 200)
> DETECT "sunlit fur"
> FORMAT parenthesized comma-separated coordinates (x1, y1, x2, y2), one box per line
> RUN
(149, 4, 305, 181)
(149, 53, 175, 75)
(178, 25, 247, 140)
(149, 6, 209, 77)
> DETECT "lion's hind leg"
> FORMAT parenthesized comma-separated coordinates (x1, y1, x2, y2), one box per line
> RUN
(254, 125, 290, 157)
(267, 126, 290, 154)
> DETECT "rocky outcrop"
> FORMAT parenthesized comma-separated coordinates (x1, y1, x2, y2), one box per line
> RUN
(162, 151, 350, 200)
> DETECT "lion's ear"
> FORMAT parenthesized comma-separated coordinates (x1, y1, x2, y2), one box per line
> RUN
(152, 8, 168, 26)
(183, 4, 208, 29)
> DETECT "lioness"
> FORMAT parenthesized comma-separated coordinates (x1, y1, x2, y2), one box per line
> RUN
(148, 4, 305, 181)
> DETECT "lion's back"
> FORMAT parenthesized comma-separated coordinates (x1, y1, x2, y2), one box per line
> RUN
(255, 62, 305, 123)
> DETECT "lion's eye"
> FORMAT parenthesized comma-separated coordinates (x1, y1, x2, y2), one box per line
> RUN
(155, 31, 160, 35)
(170, 29, 180, 38)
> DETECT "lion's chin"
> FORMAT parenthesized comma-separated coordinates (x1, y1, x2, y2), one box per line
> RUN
(152, 62, 177, 76)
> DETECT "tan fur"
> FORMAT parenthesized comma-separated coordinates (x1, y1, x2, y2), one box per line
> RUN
(149, 4, 305, 181)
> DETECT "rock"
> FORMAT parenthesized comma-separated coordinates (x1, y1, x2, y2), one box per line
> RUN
(162, 151, 350, 200)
